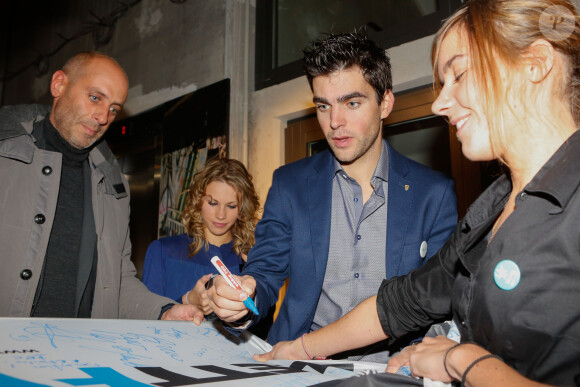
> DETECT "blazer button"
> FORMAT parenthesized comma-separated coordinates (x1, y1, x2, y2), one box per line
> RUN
(42, 166, 53, 175)
(20, 269, 32, 280)
(34, 214, 46, 224)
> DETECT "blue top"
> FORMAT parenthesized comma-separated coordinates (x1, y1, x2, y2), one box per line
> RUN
(142, 233, 244, 302)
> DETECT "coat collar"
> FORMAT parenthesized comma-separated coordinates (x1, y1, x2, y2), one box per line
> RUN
(309, 151, 335, 277)
(0, 104, 127, 199)
(0, 104, 50, 140)
(384, 142, 414, 279)
(91, 141, 128, 199)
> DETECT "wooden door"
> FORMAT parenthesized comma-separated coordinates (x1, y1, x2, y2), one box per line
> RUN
(284, 86, 488, 217)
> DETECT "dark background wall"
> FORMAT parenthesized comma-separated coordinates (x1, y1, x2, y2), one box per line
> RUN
(0, 0, 228, 112)
(0, 0, 238, 276)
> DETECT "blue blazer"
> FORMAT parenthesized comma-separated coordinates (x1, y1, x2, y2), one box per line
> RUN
(243, 142, 457, 344)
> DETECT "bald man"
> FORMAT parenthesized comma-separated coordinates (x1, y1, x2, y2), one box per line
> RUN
(0, 52, 204, 322)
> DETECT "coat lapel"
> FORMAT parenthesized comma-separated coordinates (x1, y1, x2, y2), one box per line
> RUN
(308, 152, 334, 277)
(385, 144, 413, 279)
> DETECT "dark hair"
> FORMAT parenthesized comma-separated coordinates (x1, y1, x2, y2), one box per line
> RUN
(303, 32, 392, 104)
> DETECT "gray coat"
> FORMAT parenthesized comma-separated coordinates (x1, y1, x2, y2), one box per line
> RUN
(0, 104, 173, 319)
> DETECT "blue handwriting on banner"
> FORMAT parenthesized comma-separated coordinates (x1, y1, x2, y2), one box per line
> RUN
(8, 322, 209, 349)
(6, 321, 252, 370)
(7, 322, 225, 367)
(11, 353, 98, 371)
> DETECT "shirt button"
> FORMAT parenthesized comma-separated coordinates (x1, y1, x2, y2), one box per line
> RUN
(20, 269, 32, 280)
(34, 214, 46, 224)
(461, 321, 466, 326)
(356, 235, 361, 240)
(354, 273, 359, 278)
(353, 197, 358, 203)
(520, 192, 527, 199)
(42, 166, 53, 175)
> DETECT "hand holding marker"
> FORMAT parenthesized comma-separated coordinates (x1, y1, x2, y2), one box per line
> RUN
(211, 256, 259, 315)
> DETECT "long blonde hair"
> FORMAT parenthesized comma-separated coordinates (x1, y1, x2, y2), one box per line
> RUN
(181, 158, 260, 257)
(432, 0, 580, 161)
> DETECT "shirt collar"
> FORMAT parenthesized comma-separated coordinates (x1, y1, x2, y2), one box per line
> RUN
(332, 139, 390, 182)
(462, 129, 580, 231)
(524, 129, 580, 209)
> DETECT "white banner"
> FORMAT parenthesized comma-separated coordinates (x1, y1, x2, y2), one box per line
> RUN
(0, 318, 385, 386)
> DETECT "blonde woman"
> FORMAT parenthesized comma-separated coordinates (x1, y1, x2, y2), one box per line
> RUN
(143, 158, 260, 315)
(255, 0, 580, 385)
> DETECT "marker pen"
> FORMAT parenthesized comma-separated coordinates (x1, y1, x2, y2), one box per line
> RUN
(210, 256, 260, 316)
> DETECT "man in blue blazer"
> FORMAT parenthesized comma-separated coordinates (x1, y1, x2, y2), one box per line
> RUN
(209, 32, 457, 362)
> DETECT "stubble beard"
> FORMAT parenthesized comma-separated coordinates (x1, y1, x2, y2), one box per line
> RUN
(52, 104, 101, 149)
(330, 128, 382, 166)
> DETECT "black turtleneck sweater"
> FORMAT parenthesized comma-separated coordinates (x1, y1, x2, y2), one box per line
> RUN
(31, 118, 91, 317)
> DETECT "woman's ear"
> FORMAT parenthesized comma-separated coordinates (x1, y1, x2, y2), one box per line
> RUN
(526, 39, 555, 84)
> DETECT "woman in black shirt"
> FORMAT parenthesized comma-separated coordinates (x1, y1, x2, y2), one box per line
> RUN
(255, 0, 580, 385)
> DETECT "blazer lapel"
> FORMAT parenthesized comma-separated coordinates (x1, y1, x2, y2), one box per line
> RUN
(308, 152, 334, 277)
(385, 144, 413, 279)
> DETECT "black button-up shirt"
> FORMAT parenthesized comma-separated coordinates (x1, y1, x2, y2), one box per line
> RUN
(378, 130, 580, 385)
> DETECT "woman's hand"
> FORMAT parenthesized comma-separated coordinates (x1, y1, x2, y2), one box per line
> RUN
(408, 336, 459, 382)
(386, 343, 419, 373)
(253, 338, 308, 362)
(182, 274, 213, 315)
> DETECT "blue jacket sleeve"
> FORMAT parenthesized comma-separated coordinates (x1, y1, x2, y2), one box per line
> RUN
(242, 170, 294, 319)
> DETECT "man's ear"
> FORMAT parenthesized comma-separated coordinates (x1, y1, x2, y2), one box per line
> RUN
(380, 90, 395, 120)
(526, 39, 555, 84)
(50, 70, 68, 98)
